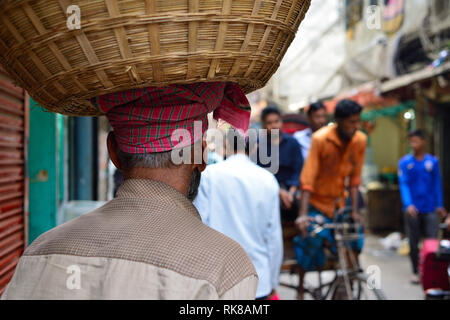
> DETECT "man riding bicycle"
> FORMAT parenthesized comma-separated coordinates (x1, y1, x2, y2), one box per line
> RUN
(295, 99, 367, 300)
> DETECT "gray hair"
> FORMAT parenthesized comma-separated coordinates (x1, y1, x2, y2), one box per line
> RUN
(116, 149, 174, 171)
(115, 139, 202, 171)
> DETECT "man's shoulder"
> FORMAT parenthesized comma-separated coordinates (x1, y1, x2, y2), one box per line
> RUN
(252, 163, 279, 188)
(312, 125, 332, 141)
(23, 205, 108, 256)
(425, 154, 439, 163)
(24, 198, 257, 296)
(238, 156, 279, 188)
(202, 161, 222, 175)
(293, 128, 310, 139)
(282, 134, 302, 155)
(354, 130, 367, 144)
(283, 133, 300, 145)
(200, 224, 253, 262)
(191, 222, 258, 294)
(206, 156, 278, 190)
(202, 158, 238, 179)
(399, 154, 413, 165)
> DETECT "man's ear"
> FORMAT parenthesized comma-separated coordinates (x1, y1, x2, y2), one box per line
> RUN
(107, 131, 122, 170)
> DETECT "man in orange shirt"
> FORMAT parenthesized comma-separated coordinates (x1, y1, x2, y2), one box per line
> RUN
(294, 99, 367, 299)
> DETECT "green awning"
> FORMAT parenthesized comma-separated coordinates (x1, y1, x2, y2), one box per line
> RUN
(361, 100, 415, 121)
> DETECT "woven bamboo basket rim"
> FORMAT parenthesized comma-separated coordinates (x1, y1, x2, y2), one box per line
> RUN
(0, 0, 312, 116)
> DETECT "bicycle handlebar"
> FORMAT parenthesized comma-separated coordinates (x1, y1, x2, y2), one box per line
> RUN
(309, 212, 361, 229)
(308, 211, 362, 238)
(320, 222, 361, 230)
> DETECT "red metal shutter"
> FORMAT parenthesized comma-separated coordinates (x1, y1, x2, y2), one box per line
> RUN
(0, 66, 28, 296)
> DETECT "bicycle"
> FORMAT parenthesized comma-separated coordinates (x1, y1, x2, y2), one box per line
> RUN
(279, 208, 387, 300)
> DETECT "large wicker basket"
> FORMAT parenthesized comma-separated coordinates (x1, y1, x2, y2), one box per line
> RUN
(0, 0, 311, 116)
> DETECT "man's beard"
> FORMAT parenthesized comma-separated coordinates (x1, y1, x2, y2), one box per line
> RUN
(187, 168, 201, 202)
(337, 127, 354, 143)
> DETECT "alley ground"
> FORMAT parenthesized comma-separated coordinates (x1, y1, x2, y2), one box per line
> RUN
(276, 234, 425, 300)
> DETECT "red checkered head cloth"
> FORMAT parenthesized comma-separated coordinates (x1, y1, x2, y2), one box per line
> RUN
(91, 82, 251, 153)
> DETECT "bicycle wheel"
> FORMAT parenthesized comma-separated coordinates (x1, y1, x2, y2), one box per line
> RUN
(340, 273, 387, 300)
(330, 273, 388, 300)
(330, 276, 362, 300)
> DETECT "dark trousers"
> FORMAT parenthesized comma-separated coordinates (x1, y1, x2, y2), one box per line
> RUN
(281, 204, 299, 222)
(279, 184, 299, 222)
(405, 212, 439, 274)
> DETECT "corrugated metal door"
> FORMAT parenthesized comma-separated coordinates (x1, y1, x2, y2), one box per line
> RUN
(0, 66, 28, 295)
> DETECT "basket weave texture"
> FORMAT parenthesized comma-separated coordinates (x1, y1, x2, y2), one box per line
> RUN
(0, 0, 311, 116)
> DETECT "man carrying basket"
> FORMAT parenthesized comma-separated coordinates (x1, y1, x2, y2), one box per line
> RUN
(0, 0, 312, 299)
(3, 83, 261, 299)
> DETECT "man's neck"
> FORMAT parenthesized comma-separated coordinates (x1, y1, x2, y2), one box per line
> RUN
(225, 151, 246, 159)
(413, 150, 425, 160)
(124, 166, 191, 196)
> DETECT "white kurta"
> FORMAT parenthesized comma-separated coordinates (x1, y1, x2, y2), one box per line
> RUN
(194, 154, 283, 299)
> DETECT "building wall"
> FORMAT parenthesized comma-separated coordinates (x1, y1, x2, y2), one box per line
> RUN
(343, 0, 431, 85)
(0, 68, 28, 295)
(435, 103, 450, 209)
(28, 99, 61, 243)
(370, 116, 402, 170)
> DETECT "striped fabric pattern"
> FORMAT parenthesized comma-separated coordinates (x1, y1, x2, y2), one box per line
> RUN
(91, 82, 251, 153)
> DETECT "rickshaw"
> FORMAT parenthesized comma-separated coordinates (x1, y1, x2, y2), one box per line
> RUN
(279, 207, 387, 300)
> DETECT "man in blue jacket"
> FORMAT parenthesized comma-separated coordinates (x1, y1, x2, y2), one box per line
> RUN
(398, 129, 448, 284)
(257, 106, 304, 222)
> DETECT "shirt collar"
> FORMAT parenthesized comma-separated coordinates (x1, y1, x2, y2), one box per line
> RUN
(226, 153, 250, 163)
(116, 178, 202, 220)
(411, 153, 429, 162)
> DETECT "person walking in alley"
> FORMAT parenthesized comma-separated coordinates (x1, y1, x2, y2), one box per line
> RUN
(2, 83, 258, 300)
(295, 99, 367, 300)
(194, 129, 283, 300)
(257, 107, 304, 222)
(398, 129, 448, 284)
(293, 101, 328, 160)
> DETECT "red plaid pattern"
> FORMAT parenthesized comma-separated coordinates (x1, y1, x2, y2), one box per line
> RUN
(91, 82, 251, 153)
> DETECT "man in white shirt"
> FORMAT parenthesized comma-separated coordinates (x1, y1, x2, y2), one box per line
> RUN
(294, 102, 328, 160)
(194, 129, 283, 300)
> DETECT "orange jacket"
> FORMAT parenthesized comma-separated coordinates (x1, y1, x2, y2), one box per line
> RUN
(300, 125, 367, 218)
